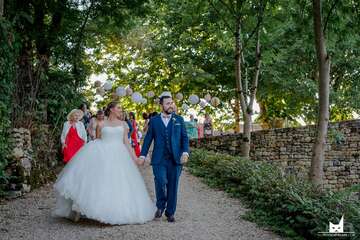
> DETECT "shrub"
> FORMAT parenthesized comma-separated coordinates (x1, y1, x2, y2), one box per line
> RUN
(188, 149, 360, 239)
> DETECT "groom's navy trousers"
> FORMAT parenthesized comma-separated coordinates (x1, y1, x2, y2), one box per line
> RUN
(152, 149, 182, 216)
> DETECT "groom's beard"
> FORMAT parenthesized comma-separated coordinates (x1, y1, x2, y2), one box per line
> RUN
(163, 108, 173, 115)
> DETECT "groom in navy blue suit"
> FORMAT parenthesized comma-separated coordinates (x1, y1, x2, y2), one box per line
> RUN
(139, 95, 189, 223)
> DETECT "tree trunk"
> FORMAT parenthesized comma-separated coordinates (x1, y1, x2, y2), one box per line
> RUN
(0, 0, 4, 17)
(243, 30, 261, 157)
(233, 98, 241, 133)
(241, 111, 252, 156)
(310, 0, 331, 187)
(235, 18, 250, 157)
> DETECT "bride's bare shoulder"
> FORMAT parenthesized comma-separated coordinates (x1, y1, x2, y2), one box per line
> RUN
(121, 120, 129, 128)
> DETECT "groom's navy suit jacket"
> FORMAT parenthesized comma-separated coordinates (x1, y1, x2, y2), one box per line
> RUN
(140, 113, 189, 165)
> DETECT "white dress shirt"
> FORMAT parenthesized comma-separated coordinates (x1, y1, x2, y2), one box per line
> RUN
(161, 113, 171, 127)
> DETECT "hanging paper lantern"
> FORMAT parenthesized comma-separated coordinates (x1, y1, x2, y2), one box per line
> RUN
(182, 103, 189, 111)
(199, 99, 207, 108)
(204, 93, 212, 102)
(211, 97, 221, 107)
(96, 87, 105, 96)
(176, 92, 184, 101)
(103, 81, 113, 91)
(188, 94, 200, 105)
(126, 87, 133, 96)
(116, 87, 127, 97)
(94, 80, 102, 88)
(147, 91, 155, 98)
(141, 98, 147, 104)
(176, 92, 183, 101)
(131, 92, 143, 103)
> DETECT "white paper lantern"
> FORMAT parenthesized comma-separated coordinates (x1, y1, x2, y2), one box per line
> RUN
(126, 87, 133, 96)
(116, 87, 127, 97)
(96, 87, 105, 96)
(141, 98, 147, 104)
(131, 92, 143, 103)
(182, 103, 189, 111)
(204, 93, 212, 102)
(211, 97, 221, 107)
(199, 99, 207, 108)
(176, 92, 184, 101)
(103, 81, 113, 91)
(188, 94, 200, 105)
(94, 80, 102, 88)
(147, 91, 155, 98)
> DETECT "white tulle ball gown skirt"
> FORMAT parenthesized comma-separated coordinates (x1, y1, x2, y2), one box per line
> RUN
(52, 126, 156, 225)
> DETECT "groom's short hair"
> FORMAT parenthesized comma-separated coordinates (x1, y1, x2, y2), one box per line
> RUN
(159, 95, 172, 104)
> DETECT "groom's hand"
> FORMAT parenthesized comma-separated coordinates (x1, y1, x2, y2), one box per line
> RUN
(180, 152, 189, 164)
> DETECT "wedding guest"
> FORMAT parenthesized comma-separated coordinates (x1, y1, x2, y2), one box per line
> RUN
(204, 113, 213, 137)
(79, 103, 91, 130)
(123, 111, 134, 140)
(173, 103, 178, 114)
(61, 109, 87, 164)
(144, 112, 158, 162)
(150, 112, 158, 118)
(197, 120, 204, 140)
(185, 114, 198, 139)
(129, 112, 141, 157)
(88, 110, 105, 140)
(142, 112, 150, 134)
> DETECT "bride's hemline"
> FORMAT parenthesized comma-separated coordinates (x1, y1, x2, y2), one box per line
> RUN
(53, 187, 155, 225)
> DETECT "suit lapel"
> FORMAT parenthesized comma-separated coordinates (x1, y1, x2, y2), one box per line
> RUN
(170, 114, 175, 135)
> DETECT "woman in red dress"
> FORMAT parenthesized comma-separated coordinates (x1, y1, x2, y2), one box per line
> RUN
(129, 112, 141, 157)
(61, 109, 87, 163)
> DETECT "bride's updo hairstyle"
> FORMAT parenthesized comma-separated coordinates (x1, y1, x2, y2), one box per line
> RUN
(104, 101, 118, 117)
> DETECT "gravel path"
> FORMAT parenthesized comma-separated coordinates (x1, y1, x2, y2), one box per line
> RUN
(0, 166, 282, 240)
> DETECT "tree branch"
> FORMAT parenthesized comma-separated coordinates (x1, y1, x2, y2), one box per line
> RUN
(249, 29, 261, 111)
(208, 0, 234, 33)
(218, 0, 237, 18)
(240, 0, 267, 56)
(323, 0, 340, 33)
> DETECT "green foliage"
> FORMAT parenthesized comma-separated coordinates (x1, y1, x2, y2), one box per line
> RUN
(259, 0, 360, 124)
(0, 18, 19, 194)
(38, 69, 89, 136)
(87, 0, 360, 129)
(0, 1, 149, 195)
(188, 149, 360, 239)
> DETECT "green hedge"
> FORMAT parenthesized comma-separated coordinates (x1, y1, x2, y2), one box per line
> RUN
(187, 149, 360, 240)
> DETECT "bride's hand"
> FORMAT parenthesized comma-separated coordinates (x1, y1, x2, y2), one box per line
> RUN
(133, 155, 143, 166)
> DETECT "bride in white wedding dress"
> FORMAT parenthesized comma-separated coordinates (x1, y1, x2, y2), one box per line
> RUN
(53, 102, 156, 225)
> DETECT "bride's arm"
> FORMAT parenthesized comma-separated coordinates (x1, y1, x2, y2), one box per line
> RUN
(123, 122, 139, 164)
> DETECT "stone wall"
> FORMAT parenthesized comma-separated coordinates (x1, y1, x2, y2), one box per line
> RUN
(3, 125, 59, 198)
(190, 120, 360, 191)
(5, 128, 33, 198)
